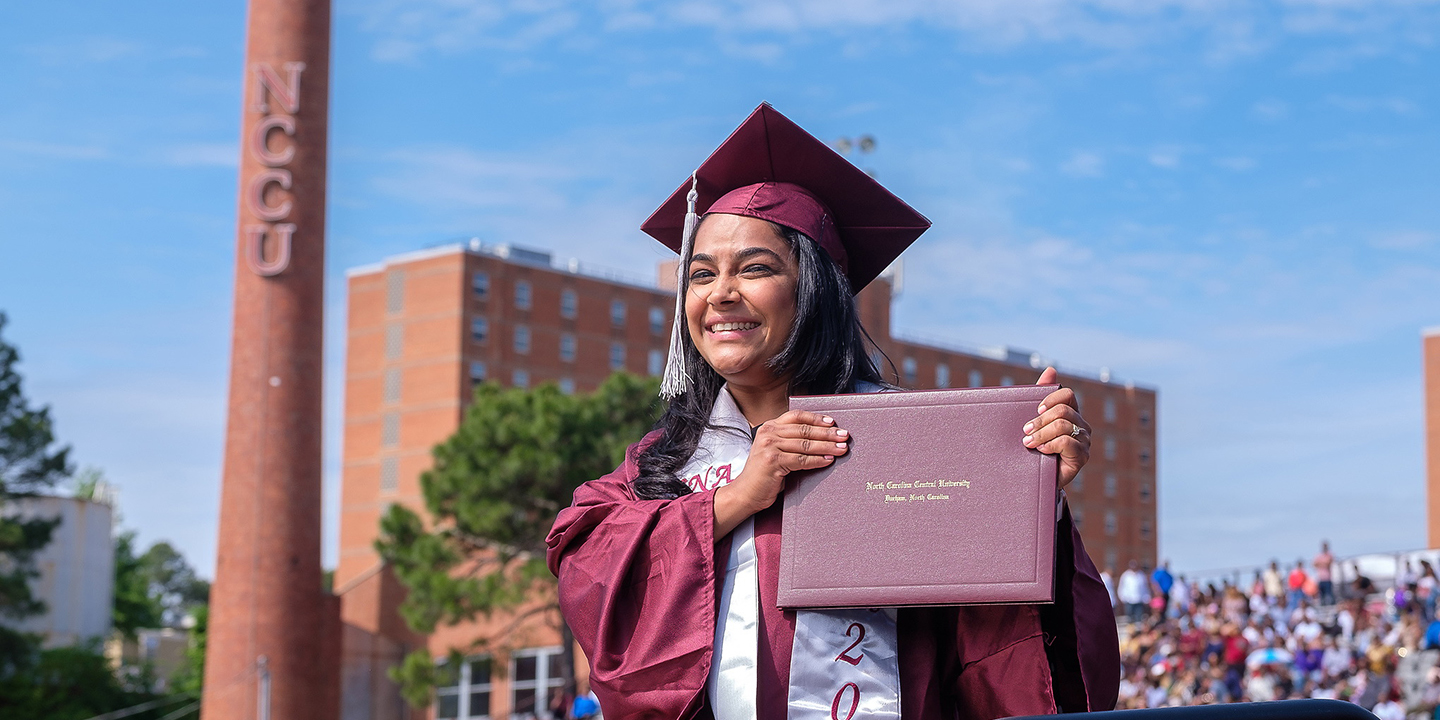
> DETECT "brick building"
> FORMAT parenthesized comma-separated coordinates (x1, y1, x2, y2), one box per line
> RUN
(336, 240, 1159, 720)
(1425, 329, 1440, 548)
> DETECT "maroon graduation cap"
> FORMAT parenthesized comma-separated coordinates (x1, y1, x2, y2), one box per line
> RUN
(641, 102, 931, 293)
(644, 103, 931, 397)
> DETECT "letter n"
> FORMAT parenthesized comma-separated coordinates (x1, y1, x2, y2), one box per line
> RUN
(254, 62, 306, 114)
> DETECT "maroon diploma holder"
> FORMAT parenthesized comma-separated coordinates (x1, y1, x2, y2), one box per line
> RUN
(777, 385, 1059, 609)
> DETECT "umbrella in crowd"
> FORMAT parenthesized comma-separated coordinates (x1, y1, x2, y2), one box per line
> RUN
(1246, 648, 1295, 668)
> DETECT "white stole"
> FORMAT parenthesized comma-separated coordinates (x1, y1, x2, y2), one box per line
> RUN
(681, 387, 901, 720)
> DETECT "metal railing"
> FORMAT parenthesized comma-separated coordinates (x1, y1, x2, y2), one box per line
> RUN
(1007, 699, 1378, 720)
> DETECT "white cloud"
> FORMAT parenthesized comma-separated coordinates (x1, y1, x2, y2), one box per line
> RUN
(1325, 94, 1419, 114)
(0, 140, 110, 161)
(156, 142, 239, 168)
(1252, 98, 1290, 120)
(1369, 230, 1437, 250)
(346, 0, 1440, 62)
(16, 37, 145, 65)
(1148, 147, 1182, 169)
(1215, 155, 1257, 171)
(1060, 151, 1105, 177)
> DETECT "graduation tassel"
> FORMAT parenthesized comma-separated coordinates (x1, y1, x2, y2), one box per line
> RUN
(659, 171, 700, 399)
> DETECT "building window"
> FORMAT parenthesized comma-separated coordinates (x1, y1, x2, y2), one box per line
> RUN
(471, 317, 489, 343)
(649, 306, 665, 335)
(647, 349, 663, 377)
(559, 333, 575, 363)
(936, 363, 950, 388)
(1140, 482, 1152, 502)
(610, 299, 626, 328)
(381, 413, 399, 447)
(1104, 437, 1116, 460)
(902, 357, 917, 386)
(560, 289, 577, 319)
(1140, 519, 1152, 540)
(559, 378, 575, 395)
(1104, 511, 1117, 536)
(1139, 410, 1152, 428)
(383, 368, 401, 404)
(469, 361, 486, 385)
(380, 457, 398, 494)
(1071, 471, 1084, 492)
(968, 369, 983, 388)
(1104, 473, 1117, 498)
(609, 343, 625, 371)
(1072, 508, 1084, 530)
(1103, 398, 1116, 423)
(385, 325, 403, 360)
(1139, 448, 1152, 465)
(1000, 375, 1014, 387)
(385, 270, 404, 314)
(510, 648, 565, 720)
(1104, 548, 1118, 570)
(472, 271, 490, 300)
(513, 369, 529, 388)
(514, 325, 530, 355)
(435, 656, 492, 719)
(515, 280, 532, 310)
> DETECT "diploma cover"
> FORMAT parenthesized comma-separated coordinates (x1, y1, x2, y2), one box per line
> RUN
(777, 385, 1059, 608)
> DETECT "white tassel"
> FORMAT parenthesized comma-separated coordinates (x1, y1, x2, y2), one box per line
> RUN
(660, 172, 700, 399)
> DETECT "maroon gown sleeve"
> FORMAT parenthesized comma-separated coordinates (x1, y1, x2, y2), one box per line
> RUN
(545, 432, 718, 720)
(1043, 496, 1122, 712)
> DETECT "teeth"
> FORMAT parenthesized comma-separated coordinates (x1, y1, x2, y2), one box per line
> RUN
(711, 322, 759, 332)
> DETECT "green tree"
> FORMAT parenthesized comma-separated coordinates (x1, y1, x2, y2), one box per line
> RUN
(0, 311, 72, 673)
(138, 541, 211, 628)
(0, 643, 165, 720)
(168, 604, 208, 699)
(112, 531, 165, 639)
(376, 373, 662, 709)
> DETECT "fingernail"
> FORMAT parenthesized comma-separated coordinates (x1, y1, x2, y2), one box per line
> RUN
(1037, 403, 1047, 413)
(823, 416, 834, 425)
(825, 455, 835, 461)
(1023, 421, 1035, 433)
(836, 442, 848, 450)
(836, 428, 848, 438)
(1023, 435, 1034, 445)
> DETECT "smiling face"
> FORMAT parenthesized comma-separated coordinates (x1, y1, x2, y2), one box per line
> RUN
(685, 213, 799, 390)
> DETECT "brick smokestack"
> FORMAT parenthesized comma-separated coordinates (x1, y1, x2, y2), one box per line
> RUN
(201, 1, 338, 719)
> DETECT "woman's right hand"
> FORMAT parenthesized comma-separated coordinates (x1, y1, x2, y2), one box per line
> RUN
(713, 410, 849, 538)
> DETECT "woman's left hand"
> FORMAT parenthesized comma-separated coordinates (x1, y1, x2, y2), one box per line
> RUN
(1022, 367, 1090, 489)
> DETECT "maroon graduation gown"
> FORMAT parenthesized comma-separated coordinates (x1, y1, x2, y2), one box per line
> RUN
(546, 432, 1120, 719)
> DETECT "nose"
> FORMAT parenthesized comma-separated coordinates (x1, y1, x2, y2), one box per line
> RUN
(705, 273, 740, 306)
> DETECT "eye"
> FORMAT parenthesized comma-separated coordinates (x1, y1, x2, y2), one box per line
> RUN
(688, 268, 715, 283)
(742, 263, 774, 276)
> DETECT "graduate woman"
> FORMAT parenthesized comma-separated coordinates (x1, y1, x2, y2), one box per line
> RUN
(546, 104, 1120, 720)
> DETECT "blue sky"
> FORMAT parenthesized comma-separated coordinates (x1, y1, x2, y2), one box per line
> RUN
(2, 0, 1438, 578)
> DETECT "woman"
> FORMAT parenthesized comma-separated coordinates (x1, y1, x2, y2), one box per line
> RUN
(546, 104, 1119, 719)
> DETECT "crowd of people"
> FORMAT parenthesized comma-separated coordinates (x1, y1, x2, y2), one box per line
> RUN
(1101, 543, 1440, 717)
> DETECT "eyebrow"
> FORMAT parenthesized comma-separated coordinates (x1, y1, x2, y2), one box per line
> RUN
(689, 246, 786, 266)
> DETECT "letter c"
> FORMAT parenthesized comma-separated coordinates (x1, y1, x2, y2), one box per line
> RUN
(251, 115, 295, 167)
(248, 169, 292, 222)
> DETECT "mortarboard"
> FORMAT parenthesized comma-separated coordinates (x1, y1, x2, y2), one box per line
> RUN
(643, 102, 931, 398)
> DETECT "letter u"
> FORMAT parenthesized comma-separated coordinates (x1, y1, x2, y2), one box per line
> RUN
(244, 223, 295, 277)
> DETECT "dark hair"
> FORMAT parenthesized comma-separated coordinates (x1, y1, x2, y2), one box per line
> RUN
(633, 219, 890, 500)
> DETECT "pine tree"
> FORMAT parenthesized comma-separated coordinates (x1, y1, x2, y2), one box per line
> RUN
(376, 373, 661, 708)
(0, 311, 73, 672)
